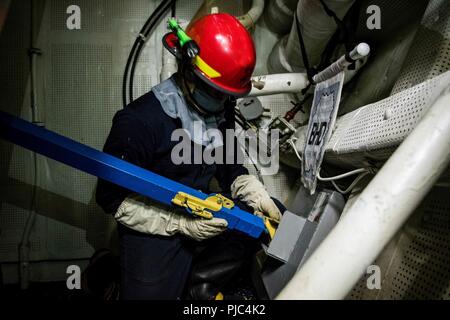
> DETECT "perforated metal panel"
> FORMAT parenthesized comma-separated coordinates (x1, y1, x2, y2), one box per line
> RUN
(2, 0, 447, 297)
(331, 71, 450, 153)
(2, 0, 275, 283)
(392, 0, 450, 94)
(283, 0, 450, 300)
(50, 0, 154, 32)
(0, 0, 206, 272)
(338, 0, 429, 115)
(348, 186, 450, 300)
(287, 70, 450, 171)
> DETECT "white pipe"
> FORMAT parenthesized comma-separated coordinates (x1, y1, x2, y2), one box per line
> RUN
(248, 52, 367, 96)
(160, 44, 178, 81)
(312, 43, 370, 83)
(238, 0, 265, 30)
(248, 73, 308, 97)
(277, 88, 450, 299)
(317, 167, 370, 181)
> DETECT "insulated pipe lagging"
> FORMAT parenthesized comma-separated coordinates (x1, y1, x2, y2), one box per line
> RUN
(264, 0, 299, 35)
(277, 88, 450, 300)
(238, 0, 265, 29)
(160, 47, 178, 81)
(248, 55, 368, 97)
(287, 0, 355, 69)
(249, 45, 368, 97)
(269, 0, 355, 73)
(248, 73, 309, 97)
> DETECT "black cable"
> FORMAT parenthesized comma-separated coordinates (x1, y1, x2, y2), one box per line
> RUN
(319, 0, 345, 26)
(171, 0, 176, 17)
(129, 1, 174, 102)
(317, 1, 361, 74)
(128, 38, 146, 104)
(295, 1, 357, 90)
(318, 0, 353, 61)
(122, 0, 173, 108)
(123, 0, 168, 107)
(122, 39, 141, 107)
(317, 28, 341, 72)
(294, 12, 314, 86)
(129, 0, 174, 103)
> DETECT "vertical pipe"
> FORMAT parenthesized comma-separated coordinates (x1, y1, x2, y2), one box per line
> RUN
(269, 0, 355, 73)
(277, 88, 450, 299)
(264, 0, 299, 35)
(19, 0, 40, 290)
(237, 0, 265, 30)
(0, 0, 11, 33)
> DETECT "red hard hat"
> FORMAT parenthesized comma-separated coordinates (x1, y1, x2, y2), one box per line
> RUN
(186, 13, 256, 97)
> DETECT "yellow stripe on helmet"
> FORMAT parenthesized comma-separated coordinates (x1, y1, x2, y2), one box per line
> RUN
(194, 55, 221, 79)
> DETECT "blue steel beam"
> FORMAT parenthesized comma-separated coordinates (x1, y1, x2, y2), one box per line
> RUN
(0, 111, 265, 238)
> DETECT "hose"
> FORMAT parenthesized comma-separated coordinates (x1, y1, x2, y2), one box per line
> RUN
(123, 0, 175, 107)
(318, 167, 377, 195)
(317, 167, 370, 181)
(287, 138, 302, 162)
(171, 1, 176, 17)
(331, 171, 369, 194)
(129, 1, 175, 102)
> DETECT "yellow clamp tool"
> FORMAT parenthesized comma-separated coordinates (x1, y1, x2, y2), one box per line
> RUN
(172, 192, 234, 219)
(172, 192, 279, 239)
(264, 217, 278, 240)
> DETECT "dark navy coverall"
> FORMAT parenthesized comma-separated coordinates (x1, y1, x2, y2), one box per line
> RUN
(95, 89, 245, 298)
(96, 89, 285, 299)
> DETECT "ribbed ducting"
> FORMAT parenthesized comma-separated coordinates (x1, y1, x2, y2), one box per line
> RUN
(268, 0, 355, 73)
(264, 0, 299, 35)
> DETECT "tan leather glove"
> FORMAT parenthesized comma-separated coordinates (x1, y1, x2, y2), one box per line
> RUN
(231, 175, 281, 222)
(114, 194, 228, 241)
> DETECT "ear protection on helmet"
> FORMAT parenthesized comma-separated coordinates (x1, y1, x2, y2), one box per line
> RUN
(162, 32, 183, 60)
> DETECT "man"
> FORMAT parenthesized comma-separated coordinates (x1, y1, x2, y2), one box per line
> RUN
(96, 13, 284, 300)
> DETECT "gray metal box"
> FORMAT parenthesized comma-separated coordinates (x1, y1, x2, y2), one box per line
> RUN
(260, 190, 345, 299)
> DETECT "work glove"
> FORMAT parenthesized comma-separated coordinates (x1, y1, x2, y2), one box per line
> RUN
(114, 194, 228, 241)
(231, 175, 281, 222)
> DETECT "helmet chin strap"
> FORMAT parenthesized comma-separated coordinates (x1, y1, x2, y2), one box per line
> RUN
(175, 64, 227, 117)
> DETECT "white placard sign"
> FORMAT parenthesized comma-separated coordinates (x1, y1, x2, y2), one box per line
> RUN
(302, 72, 344, 194)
